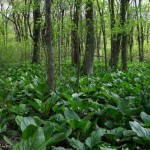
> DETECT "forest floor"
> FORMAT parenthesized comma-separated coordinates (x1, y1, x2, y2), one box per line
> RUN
(0, 62, 150, 150)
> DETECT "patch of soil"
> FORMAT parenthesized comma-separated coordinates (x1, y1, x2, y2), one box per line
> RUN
(0, 136, 21, 150)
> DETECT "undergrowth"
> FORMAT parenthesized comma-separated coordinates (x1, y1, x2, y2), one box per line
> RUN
(0, 62, 150, 150)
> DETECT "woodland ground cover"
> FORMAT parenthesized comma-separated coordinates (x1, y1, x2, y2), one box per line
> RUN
(0, 62, 150, 150)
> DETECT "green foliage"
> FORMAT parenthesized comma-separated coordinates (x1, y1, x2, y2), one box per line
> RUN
(0, 63, 150, 149)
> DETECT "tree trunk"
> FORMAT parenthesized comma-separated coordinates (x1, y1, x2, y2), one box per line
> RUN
(71, 0, 81, 65)
(45, 0, 55, 90)
(83, 0, 95, 75)
(32, 0, 41, 64)
(129, 27, 134, 62)
(96, 0, 107, 70)
(120, 0, 129, 71)
(108, 0, 121, 70)
(135, 0, 144, 62)
(58, 2, 64, 78)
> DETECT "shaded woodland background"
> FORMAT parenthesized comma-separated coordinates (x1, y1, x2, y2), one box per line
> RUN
(0, 0, 149, 68)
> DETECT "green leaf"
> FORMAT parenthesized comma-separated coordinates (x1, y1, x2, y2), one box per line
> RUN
(68, 138, 86, 150)
(34, 99, 42, 108)
(118, 99, 130, 112)
(43, 125, 55, 141)
(85, 128, 106, 149)
(64, 109, 80, 121)
(3, 136, 15, 146)
(22, 125, 38, 140)
(105, 127, 124, 143)
(109, 127, 124, 137)
(21, 117, 37, 132)
(13, 127, 46, 150)
(106, 106, 121, 117)
(126, 107, 143, 116)
(123, 130, 136, 137)
(38, 128, 72, 148)
(102, 73, 113, 82)
(8, 104, 27, 115)
(140, 112, 150, 123)
(130, 121, 150, 139)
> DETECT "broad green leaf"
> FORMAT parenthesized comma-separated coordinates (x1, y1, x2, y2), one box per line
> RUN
(52, 147, 67, 150)
(21, 117, 37, 132)
(123, 130, 136, 137)
(140, 112, 150, 123)
(85, 128, 106, 149)
(34, 99, 42, 108)
(15, 116, 37, 132)
(102, 73, 113, 82)
(110, 92, 121, 105)
(105, 127, 124, 143)
(106, 106, 121, 117)
(126, 107, 143, 116)
(109, 127, 124, 137)
(43, 125, 55, 140)
(130, 121, 150, 138)
(64, 109, 80, 121)
(13, 127, 46, 150)
(68, 138, 86, 150)
(38, 128, 72, 148)
(15, 116, 23, 127)
(22, 125, 37, 140)
(8, 104, 27, 115)
(69, 120, 81, 129)
(118, 99, 130, 112)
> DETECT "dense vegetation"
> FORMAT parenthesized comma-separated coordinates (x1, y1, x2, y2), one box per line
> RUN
(0, 0, 150, 149)
(0, 63, 150, 149)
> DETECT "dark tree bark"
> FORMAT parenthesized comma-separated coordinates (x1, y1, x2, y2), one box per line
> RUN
(146, 24, 149, 45)
(45, 0, 55, 90)
(108, 0, 121, 70)
(71, 0, 81, 65)
(120, 0, 129, 71)
(96, 29, 101, 61)
(83, 0, 95, 75)
(32, 0, 41, 64)
(129, 27, 134, 62)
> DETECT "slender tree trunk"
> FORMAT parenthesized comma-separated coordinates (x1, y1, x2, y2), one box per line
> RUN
(71, 0, 81, 65)
(23, 0, 29, 40)
(129, 27, 134, 62)
(135, 0, 144, 62)
(146, 24, 149, 45)
(108, 0, 121, 69)
(96, 0, 107, 70)
(96, 29, 101, 61)
(32, 0, 41, 63)
(45, 0, 55, 90)
(120, 0, 129, 71)
(58, 4, 64, 78)
(83, 0, 95, 75)
(1, 4, 8, 47)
